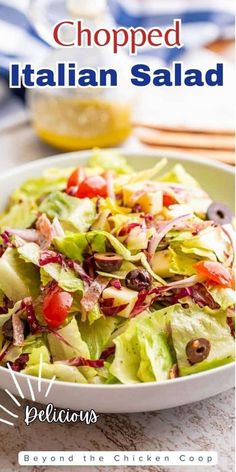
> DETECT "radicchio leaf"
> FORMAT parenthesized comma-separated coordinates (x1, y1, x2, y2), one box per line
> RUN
(148, 213, 192, 262)
(61, 357, 104, 368)
(118, 222, 142, 237)
(100, 302, 128, 317)
(8, 353, 29, 372)
(100, 346, 115, 360)
(39, 251, 63, 266)
(21, 298, 42, 334)
(172, 284, 220, 310)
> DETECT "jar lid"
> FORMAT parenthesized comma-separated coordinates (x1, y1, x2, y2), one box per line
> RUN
(67, 0, 107, 17)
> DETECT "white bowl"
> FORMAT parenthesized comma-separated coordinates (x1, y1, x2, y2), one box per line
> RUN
(0, 150, 234, 413)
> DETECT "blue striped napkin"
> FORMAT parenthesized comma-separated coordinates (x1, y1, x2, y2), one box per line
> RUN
(109, 0, 235, 62)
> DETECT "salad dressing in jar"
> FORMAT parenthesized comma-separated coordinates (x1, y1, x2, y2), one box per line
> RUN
(28, 0, 133, 150)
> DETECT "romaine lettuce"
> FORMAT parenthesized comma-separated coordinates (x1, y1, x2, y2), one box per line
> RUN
(88, 149, 132, 174)
(110, 308, 173, 383)
(11, 167, 72, 203)
(78, 316, 118, 359)
(18, 243, 84, 293)
(39, 191, 96, 232)
(170, 304, 235, 376)
(0, 201, 37, 230)
(0, 248, 40, 301)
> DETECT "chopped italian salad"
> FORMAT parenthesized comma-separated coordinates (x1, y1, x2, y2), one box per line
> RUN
(0, 152, 235, 384)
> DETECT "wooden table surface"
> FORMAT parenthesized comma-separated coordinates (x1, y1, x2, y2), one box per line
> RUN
(0, 125, 235, 472)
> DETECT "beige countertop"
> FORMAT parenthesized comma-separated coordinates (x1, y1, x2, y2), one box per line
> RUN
(0, 125, 235, 472)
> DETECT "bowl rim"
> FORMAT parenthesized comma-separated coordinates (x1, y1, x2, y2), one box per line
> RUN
(0, 360, 234, 391)
(0, 149, 235, 181)
(0, 148, 234, 391)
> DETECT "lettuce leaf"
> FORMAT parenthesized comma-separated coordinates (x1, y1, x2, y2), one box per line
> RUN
(0, 248, 40, 301)
(78, 316, 118, 359)
(39, 191, 96, 232)
(41, 265, 84, 293)
(18, 243, 84, 293)
(207, 286, 236, 311)
(170, 304, 235, 376)
(0, 289, 6, 309)
(54, 233, 88, 262)
(169, 227, 230, 266)
(169, 247, 197, 276)
(27, 345, 50, 366)
(159, 164, 200, 188)
(110, 308, 173, 383)
(47, 317, 96, 381)
(55, 230, 165, 284)
(22, 362, 87, 383)
(0, 313, 11, 329)
(0, 201, 37, 230)
(128, 159, 167, 184)
(11, 167, 72, 203)
(87, 303, 103, 324)
(88, 149, 132, 174)
(47, 317, 90, 361)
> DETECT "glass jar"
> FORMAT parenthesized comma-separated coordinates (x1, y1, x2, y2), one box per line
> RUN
(28, 0, 133, 150)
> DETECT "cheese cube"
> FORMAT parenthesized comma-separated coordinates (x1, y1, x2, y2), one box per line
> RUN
(102, 286, 138, 318)
(138, 190, 163, 215)
(123, 183, 163, 215)
(152, 249, 172, 278)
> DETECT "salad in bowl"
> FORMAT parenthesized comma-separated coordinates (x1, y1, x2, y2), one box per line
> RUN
(0, 151, 235, 386)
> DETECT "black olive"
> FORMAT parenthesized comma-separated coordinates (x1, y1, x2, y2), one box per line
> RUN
(125, 269, 152, 291)
(207, 202, 233, 225)
(2, 318, 13, 341)
(94, 253, 123, 273)
(186, 338, 211, 364)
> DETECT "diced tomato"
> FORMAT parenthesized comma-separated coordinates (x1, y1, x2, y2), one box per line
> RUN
(43, 286, 73, 329)
(194, 261, 233, 288)
(76, 175, 108, 199)
(66, 167, 84, 193)
(163, 193, 177, 207)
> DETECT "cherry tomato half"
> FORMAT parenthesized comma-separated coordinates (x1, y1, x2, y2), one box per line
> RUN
(66, 167, 84, 193)
(194, 261, 233, 288)
(163, 193, 177, 207)
(43, 287, 73, 329)
(76, 175, 108, 199)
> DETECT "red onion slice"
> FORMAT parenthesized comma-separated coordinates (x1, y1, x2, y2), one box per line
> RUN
(106, 171, 115, 200)
(148, 213, 192, 262)
(221, 224, 235, 267)
(150, 274, 206, 294)
(5, 228, 39, 243)
(60, 357, 104, 368)
(52, 217, 65, 238)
